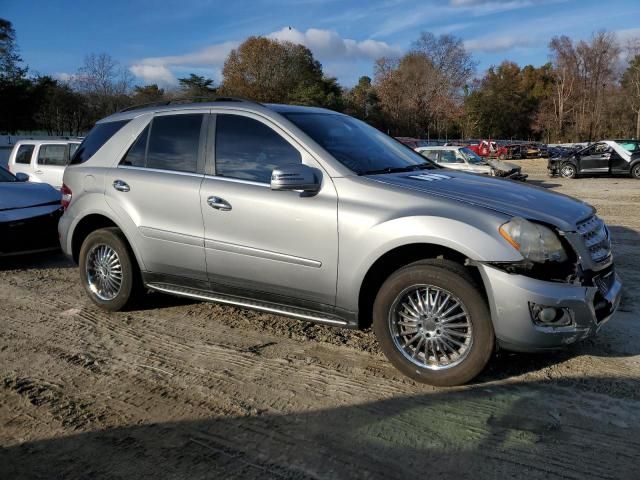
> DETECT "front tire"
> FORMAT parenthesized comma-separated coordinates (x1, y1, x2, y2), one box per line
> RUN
(631, 163, 640, 179)
(559, 162, 577, 179)
(79, 227, 141, 311)
(373, 260, 494, 386)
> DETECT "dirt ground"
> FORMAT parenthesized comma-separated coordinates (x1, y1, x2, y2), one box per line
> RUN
(1, 159, 639, 479)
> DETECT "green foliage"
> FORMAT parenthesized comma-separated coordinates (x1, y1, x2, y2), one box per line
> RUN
(178, 74, 216, 97)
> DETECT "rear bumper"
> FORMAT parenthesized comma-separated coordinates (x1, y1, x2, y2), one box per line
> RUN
(478, 263, 622, 352)
(0, 205, 62, 256)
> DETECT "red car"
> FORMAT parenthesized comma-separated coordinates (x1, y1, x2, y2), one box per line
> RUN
(466, 140, 508, 159)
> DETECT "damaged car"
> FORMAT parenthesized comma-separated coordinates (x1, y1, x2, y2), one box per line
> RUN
(548, 140, 640, 179)
(0, 168, 62, 256)
(416, 146, 527, 181)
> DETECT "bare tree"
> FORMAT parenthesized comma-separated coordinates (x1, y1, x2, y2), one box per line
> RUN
(623, 38, 640, 138)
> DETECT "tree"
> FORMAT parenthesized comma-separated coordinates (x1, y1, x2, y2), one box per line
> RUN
(131, 84, 166, 105)
(0, 18, 32, 133)
(221, 36, 341, 107)
(32, 76, 86, 135)
(622, 54, 640, 139)
(344, 76, 381, 123)
(178, 74, 216, 97)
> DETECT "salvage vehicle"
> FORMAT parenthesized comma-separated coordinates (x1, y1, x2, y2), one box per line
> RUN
(466, 139, 509, 159)
(59, 99, 622, 386)
(0, 168, 62, 256)
(415, 146, 527, 181)
(548, 140, 640, 179)
(8, 139, 81, 189)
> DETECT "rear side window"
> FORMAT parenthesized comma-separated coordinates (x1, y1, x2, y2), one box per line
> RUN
(215, 114, 302, 183)
(146, 114, 204, 173)
(70, 119, 130, 165)
(15, 144, 35, 164)
(420, 150, 438, 162)
(37, 144, 67, 166)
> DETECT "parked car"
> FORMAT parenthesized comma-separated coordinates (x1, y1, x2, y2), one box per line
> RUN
(548, 140, 640, 179)
(0, 168, 62, 256)
(416, 146, 528, 181)
(466, 139, 509, 159)
(59, 99, 621, 386)
(8, 139, 81, 189)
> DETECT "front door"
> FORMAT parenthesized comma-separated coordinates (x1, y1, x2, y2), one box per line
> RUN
(200, 112, 338, 308)
(104, 111, 208, 281)
(579, 143, 610, 173)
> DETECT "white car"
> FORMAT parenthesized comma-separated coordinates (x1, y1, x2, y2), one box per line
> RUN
(415, 146, 493, 174)
(7, 139, 81, 189)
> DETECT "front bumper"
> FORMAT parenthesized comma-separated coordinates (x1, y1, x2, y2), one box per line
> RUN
(478, 263, 622, 352)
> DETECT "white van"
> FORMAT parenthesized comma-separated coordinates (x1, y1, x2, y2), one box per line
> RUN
(8, 139, 81, 189)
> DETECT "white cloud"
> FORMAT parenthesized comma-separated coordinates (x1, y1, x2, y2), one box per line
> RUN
(464, 35, 534, 52)
(53, 72, 74, 82)
(129, 28, 400, 85)
(268, 27, 401, 60)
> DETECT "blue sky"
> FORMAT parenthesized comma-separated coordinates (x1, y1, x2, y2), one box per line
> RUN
(4, 0, 640, 87)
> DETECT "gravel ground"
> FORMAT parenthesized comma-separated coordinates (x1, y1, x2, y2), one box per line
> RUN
(1, 159, 639, 479)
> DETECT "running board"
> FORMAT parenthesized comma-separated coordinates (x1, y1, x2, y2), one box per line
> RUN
(146, 282, 348, 327)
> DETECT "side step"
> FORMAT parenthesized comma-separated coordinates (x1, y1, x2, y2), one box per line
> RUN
(146, 282, 348, 327)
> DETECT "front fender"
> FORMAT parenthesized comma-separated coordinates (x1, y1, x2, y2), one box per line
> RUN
(335, 215, 522, 312)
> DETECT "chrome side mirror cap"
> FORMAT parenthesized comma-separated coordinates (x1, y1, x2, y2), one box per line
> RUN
(271, 164, 320, 193)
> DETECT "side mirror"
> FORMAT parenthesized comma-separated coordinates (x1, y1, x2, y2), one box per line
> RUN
(271, 164, 320, 193)
(15, 172, 29, 182)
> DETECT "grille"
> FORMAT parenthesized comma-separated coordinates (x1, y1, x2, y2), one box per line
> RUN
(576, 216, 611, 264)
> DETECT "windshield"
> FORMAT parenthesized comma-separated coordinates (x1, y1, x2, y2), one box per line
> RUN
(0, 167, 16, 182)
(284, 113, 436, 175)
(460, 147, 486, 165)
(618, 141, 640, 154)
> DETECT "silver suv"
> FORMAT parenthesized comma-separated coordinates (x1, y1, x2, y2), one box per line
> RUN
(58, 99, 622, 386)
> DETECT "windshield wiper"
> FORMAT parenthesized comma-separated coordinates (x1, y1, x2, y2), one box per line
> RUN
(357, 162, 434, 176)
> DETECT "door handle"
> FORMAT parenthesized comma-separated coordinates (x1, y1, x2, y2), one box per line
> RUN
(113, 180, 130, 192)
(207, 196, 232, 211)
(35, 170, 43, 174)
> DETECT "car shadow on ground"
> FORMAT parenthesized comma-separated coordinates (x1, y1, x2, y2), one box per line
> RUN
(524, 178, 562, 189)
(0, 251, 74, 271)
(1, 376, 638, 479)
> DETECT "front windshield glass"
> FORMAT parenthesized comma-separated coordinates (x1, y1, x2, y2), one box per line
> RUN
(618, 141, 640, 154)
(461, 147, 486, 165)
(0, 167, 16, 182)
(284, 113, 435, 175)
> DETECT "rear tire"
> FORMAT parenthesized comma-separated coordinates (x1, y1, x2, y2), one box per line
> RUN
(79, 227, 141, 311)
(372, 259, 494, 386)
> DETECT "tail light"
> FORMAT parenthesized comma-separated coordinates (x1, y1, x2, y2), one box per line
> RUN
(61, 184, 72, 210)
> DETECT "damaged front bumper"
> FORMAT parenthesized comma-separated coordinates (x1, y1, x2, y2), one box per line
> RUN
(477, 263, 622, 352)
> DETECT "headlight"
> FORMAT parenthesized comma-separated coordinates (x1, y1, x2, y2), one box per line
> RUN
(499, 217, 568, 263)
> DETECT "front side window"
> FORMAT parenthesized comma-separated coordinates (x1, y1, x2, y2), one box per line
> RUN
(69, 143, 80, 158)
(419, 150, 438, 162)
(215, 114, 302, 183)
(37, 144, 67, 166)
(15, 144, 35, 164)
(71, 120, 130, 165)
(461, 147, 485, 165)
(146, 114, 204, 173)
(0, 167, 16, 182)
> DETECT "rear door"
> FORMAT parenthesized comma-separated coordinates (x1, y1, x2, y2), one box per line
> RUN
(35, 144, 68, 188)
(104, 111, 208, 281)
(199, 111, 339, 307)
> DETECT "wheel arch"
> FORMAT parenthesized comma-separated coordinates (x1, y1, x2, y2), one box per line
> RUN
(357, 242, 488, 329)
(70, 212, 145, 271)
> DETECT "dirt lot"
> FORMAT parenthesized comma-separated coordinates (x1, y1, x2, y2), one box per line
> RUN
(1, 159, 639, 479)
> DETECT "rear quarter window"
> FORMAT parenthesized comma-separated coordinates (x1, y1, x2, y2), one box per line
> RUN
(14, 144, 35, 164)
(70, 120, 130, 165)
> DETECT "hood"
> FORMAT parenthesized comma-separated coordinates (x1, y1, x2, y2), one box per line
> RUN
(368, 170, 593, 231)
(0, 181, 61, 211)
(485, 158, 520, 173)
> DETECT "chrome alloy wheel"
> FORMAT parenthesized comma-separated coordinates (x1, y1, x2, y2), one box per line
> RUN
(86, 244, 123, 301)
(388, 285, 473, 371)
(560, 164, 575, 178)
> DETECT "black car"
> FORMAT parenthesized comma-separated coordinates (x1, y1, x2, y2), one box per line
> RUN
(0, 168, 62, 256)
(548, 140, 640, 179)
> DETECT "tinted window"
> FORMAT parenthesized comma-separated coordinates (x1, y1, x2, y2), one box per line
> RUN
(37, 144, 67, 166)
(215, 114, 301, 183)
(146, 114, 203, 173)
(15, 144, 35, 164)
(120, 125, 149, 168)
(285, 113, 433, 174)
(70, 120, 130, 165)
(0, 167, 16, 182)
(69, 143, 79, 158)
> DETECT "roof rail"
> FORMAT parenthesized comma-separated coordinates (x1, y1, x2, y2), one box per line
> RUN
(119, 96, 261, 113)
